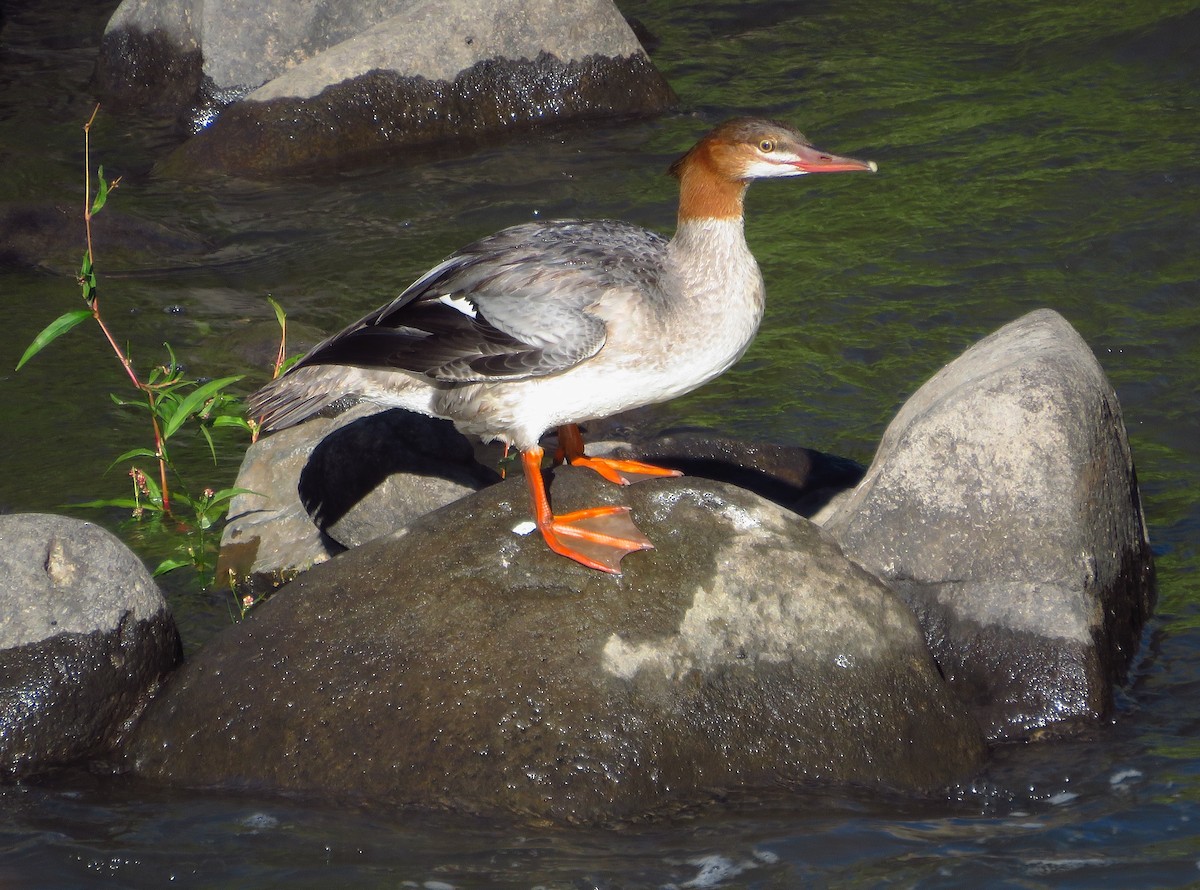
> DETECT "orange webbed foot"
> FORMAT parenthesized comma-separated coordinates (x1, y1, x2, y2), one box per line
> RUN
(538, 505, 654, 574)
(565, 454, 683, 486)
(555, 423, 683, 486)
(522, 443, 656, 573)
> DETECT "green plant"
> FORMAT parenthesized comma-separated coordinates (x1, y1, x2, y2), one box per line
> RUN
(16, 106, 259, 581)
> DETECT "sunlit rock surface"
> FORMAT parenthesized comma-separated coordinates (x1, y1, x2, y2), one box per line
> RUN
(130, 473, 985, 822)
(95, 0, 676, 174)
(0, 514, 181, 779)
(823, 309, 1155, 740)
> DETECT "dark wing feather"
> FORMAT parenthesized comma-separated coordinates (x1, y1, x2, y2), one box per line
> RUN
(286, 219, 669, 384)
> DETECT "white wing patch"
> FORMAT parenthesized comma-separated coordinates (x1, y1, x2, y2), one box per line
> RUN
(437, 294, 477, 318)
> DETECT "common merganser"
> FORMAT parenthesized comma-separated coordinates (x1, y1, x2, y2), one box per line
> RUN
(249, 117, 876, 573)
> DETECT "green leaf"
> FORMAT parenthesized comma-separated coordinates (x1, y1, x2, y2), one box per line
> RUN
(208, 486, 258, 503)
(199, 424, 217, 462)
(15, 309, 93, 370)
(91, 166, 110, 214)
(268, 295, 287, 328)
(153, 558, 192, 576)
(71, 497, 143, 510)
(110, 393, 148, 410)
(107, 448, 159, 470)
(161, 375, 244, 439)
(210, 415, 254, 432)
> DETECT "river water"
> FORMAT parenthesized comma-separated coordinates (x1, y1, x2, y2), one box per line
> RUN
(2, 0, 1199, 885)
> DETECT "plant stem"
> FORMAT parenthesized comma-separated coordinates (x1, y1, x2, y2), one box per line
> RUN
(82, 105, 172, 514)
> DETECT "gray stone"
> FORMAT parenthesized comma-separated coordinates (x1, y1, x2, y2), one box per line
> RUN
(0, 514, 181, 779)
(129, 472, 985, 822)
(248, 0, 649, 103)
(97, 0, 405, 108)
(823, 309, 1155, 740)
(219, 404, 501, 586)
(96, 0, 676, 173)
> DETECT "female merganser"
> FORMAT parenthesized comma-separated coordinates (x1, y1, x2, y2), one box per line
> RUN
(249, 118, 876, 573)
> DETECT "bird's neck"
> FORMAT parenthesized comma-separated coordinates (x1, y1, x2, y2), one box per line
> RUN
(665, 215, 763, 319)
(674, 151, 748, 223)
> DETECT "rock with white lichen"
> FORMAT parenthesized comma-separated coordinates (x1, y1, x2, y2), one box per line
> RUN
(128, 308, 1154, 819)
(127, 471, 985, 822)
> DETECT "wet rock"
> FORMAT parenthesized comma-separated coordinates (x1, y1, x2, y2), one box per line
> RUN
(129, 472, 985, 822)
(94, 0, 398, 115)
(823, 309, 1155, 740)
(97, 0, 676, 174)
(0, 514, 181, 779)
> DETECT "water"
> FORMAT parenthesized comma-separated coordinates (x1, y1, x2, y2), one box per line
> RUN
(2, 0, 1199, 884)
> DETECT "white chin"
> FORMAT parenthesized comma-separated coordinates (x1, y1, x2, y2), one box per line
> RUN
(743, 158, 806, 178)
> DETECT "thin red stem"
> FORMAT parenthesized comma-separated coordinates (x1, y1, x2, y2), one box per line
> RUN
(83, 104, 172, 514)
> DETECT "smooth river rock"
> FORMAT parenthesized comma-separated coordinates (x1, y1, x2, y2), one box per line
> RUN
(823, 309, 1155, 740)
(130, 472, 985, 823)
(0, 514, 181, 779)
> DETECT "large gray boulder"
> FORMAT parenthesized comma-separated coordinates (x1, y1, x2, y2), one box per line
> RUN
(823, 309, 1155, 740)
(130, 472, 985, 822)
(0, 514, 181, 779)
(95, 0, 676, 174)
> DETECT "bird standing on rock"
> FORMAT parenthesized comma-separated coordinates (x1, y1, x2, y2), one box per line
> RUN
(249, 117, 877, 573)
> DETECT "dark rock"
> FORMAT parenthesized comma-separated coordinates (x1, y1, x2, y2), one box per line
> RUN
(93, 23, 204, 115)
(823, 309, 1155, 740)
(164, 53, 675, 176)
(0, 514, 181, 779)
(0, 202, 209, 275)
(130, 472, 985, 822)
(611, 427, 864, 517)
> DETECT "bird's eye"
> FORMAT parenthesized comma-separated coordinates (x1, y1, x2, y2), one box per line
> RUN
(758, 139, 775, 153)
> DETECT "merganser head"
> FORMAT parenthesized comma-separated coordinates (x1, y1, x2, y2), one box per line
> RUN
(671, 117, 877, 181)
(670, 117, 876, 221)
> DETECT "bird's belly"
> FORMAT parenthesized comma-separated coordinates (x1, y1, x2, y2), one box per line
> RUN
(443, 314, 756, 450)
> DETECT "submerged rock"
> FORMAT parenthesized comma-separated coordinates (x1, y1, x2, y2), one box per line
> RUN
(130, 472, 985, 822)
(0, 514, 181, 779)
(96, 0, 676, 174)
(823, 309, 1155, 740)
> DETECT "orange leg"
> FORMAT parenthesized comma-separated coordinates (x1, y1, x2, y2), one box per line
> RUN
(521, 445, 653, 574)
(555, 423, 683, 485)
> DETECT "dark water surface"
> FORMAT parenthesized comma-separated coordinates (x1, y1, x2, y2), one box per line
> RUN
(2, 0, 1199, 885)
